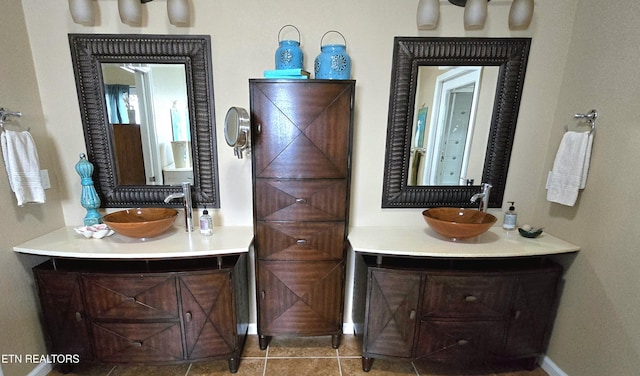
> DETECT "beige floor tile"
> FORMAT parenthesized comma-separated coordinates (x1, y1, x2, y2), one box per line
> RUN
(110, 363, 190, 376)
(414, 359, 494, 376)
(265, 357, 340, 376)
(187, 358, 266, 376)
(242, 335, 268, 358)
(340, 358, 417, 376)
(337, 334, 362, 357)
(46, 362, 115, 376)
(266, 336, 338, 358)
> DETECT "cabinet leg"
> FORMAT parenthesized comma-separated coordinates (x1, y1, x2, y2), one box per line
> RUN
(362, 357, 374, 372)
(522, 356, 539, 371)
(259, 335, 271, 350)
(331, 334, 342, 349)
(228, 357, 240, 373)
(57, 363, 74, 374)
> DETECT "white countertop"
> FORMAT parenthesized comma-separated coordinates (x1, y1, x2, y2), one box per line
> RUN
(348, 226, 580, 258)
(13, 226, 254, 259)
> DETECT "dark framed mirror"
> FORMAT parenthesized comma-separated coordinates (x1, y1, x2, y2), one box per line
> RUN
(381, 37, 531, 208)
(69, 34, 220, 208)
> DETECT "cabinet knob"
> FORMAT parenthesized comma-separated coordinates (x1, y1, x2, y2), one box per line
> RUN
(185, 312, 192, 322)
(131, 341, 143, 348)
(409, 309, 416, 320)
(261, 291, 266, 300)
(296, 239, 308, 245)
(456, 339, 469, 346)
(75, 312, 83, 322)
(513, 310, 522, 319)
(464, 295, 477, 302)
(295, 198, 307, 204)
(256, 124, 262, 134)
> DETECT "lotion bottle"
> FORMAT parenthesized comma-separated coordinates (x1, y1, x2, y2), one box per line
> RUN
(503, 201, 517, 230)
(199, 207, 213, 236)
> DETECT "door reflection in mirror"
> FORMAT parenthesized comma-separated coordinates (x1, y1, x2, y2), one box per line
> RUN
(408, 66, 498, 186)
(101, 63, 193, 186)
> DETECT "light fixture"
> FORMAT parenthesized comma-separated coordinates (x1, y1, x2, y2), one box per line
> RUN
(417, 0, 440, 30)
(68, 0, 95, 25)
(509, 0, 534, 29)
(118, 0, 142, 26)
(463, 0, 488, 30)
(167, 0, 190, 26)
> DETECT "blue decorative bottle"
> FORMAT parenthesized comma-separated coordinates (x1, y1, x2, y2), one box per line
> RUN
(314, 31, 351, 80)
(75, 153, 102, 225)
(275, 25, 303, 70)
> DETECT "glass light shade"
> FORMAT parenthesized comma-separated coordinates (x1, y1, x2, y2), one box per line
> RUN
(168, 0, 190, 26)
(509, 0, 534, 29)
(118, 0, 142, 26)
(69, 0, 94, 25)
(464, 0, 488, 30)
(417, 0, 440, 30)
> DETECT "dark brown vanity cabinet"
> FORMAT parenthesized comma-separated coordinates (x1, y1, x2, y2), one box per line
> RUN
(353, 255, 562, 371)
(34, 255, 249, 373)
(250, 79, 355, 350)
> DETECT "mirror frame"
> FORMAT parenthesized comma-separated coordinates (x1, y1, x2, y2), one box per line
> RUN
(381, 37, 531, 208)
(69, 34, 220, 208)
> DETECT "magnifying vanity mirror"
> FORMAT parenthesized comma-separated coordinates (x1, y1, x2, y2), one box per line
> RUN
(224, 107, 251, 159)
(69, 34, 220, 208)
(381, 37, 531, 208)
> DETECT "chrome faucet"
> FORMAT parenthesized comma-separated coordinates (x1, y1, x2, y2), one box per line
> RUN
(164, 182, 193, 232)
(470, 183, 492, 212)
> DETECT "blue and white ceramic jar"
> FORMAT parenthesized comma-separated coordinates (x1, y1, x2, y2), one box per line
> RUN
(275, 25, 303, 70)
(314, 31, 351, 80)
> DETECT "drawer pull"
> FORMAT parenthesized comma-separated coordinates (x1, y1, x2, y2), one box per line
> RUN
(409, 309, 416, 320)
(513, 310, 522, 319)
(295, 198, 307, 204)
(456, 339, 469, 346)
(464, 295, 477, 302)
(296, 239, 308, 245)
(131, 341, 143, 348)
(185, 312, 192, 322)
(75, 312, 83, 322)
(261, 291, 266, 300)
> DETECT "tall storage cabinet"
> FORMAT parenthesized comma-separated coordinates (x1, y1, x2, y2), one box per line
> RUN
(250, 79, 355, 349)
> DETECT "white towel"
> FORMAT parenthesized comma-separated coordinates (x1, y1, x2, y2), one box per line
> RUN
(546, 131, 593, 206)
(1, 130, 46, 206)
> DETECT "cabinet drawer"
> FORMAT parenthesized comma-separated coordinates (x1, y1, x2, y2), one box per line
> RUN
(255, 179, 347, 221)
(256, 221, 345, 261)
(82, 274, 178, 320)
(415, 320, 505, 361)
(91, 322, 183, 362)
(422, 275, 514, 318)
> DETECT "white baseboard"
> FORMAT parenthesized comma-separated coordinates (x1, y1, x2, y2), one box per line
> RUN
(541, 356, 568, 376)
(27, 362, 52, 376)
(246, 323, 355, 336)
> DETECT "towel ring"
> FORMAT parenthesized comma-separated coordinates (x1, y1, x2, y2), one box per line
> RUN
(573, 109, 598, 134)
(0, 107, 23, 131)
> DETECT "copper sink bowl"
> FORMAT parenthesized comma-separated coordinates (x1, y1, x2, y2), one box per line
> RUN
(422, 208, 497, 239)
(103, 208, 178, 238)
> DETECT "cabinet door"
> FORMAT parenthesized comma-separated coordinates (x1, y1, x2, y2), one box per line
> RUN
(255, 221, 345, 261)
(179, 271, 235, 359)
(255, 179, 347, 221)
(81, 274, 178, 320)
(503, 268, 562, 357)
(257, 260, 343, 335)
(251, 81, 354, 179)
(34, 270, 93, 360)
(363, 268, 422, 359)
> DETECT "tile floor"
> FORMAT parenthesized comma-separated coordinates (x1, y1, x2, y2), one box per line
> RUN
(46, 335, 549, 376)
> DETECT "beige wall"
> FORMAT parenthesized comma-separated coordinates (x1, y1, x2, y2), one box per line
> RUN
(534, 0, 640, 374)
(0, 2, 65, 376)
(6, 0, 638, 374)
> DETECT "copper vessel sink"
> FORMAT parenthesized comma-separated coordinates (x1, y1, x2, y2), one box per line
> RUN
(103, 208, 178, 238)
(422, 207, 497, 239)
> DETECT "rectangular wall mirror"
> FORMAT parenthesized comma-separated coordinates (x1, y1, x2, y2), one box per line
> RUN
(69, 34, 220, 208)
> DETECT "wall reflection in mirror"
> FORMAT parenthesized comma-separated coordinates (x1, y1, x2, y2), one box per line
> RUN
(408, 66, 498, 186)
(102, 63, 193, 186)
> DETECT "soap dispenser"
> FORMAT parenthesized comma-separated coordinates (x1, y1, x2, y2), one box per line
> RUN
(503, 201, 517, 230)
(199, 207, 213, 236)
